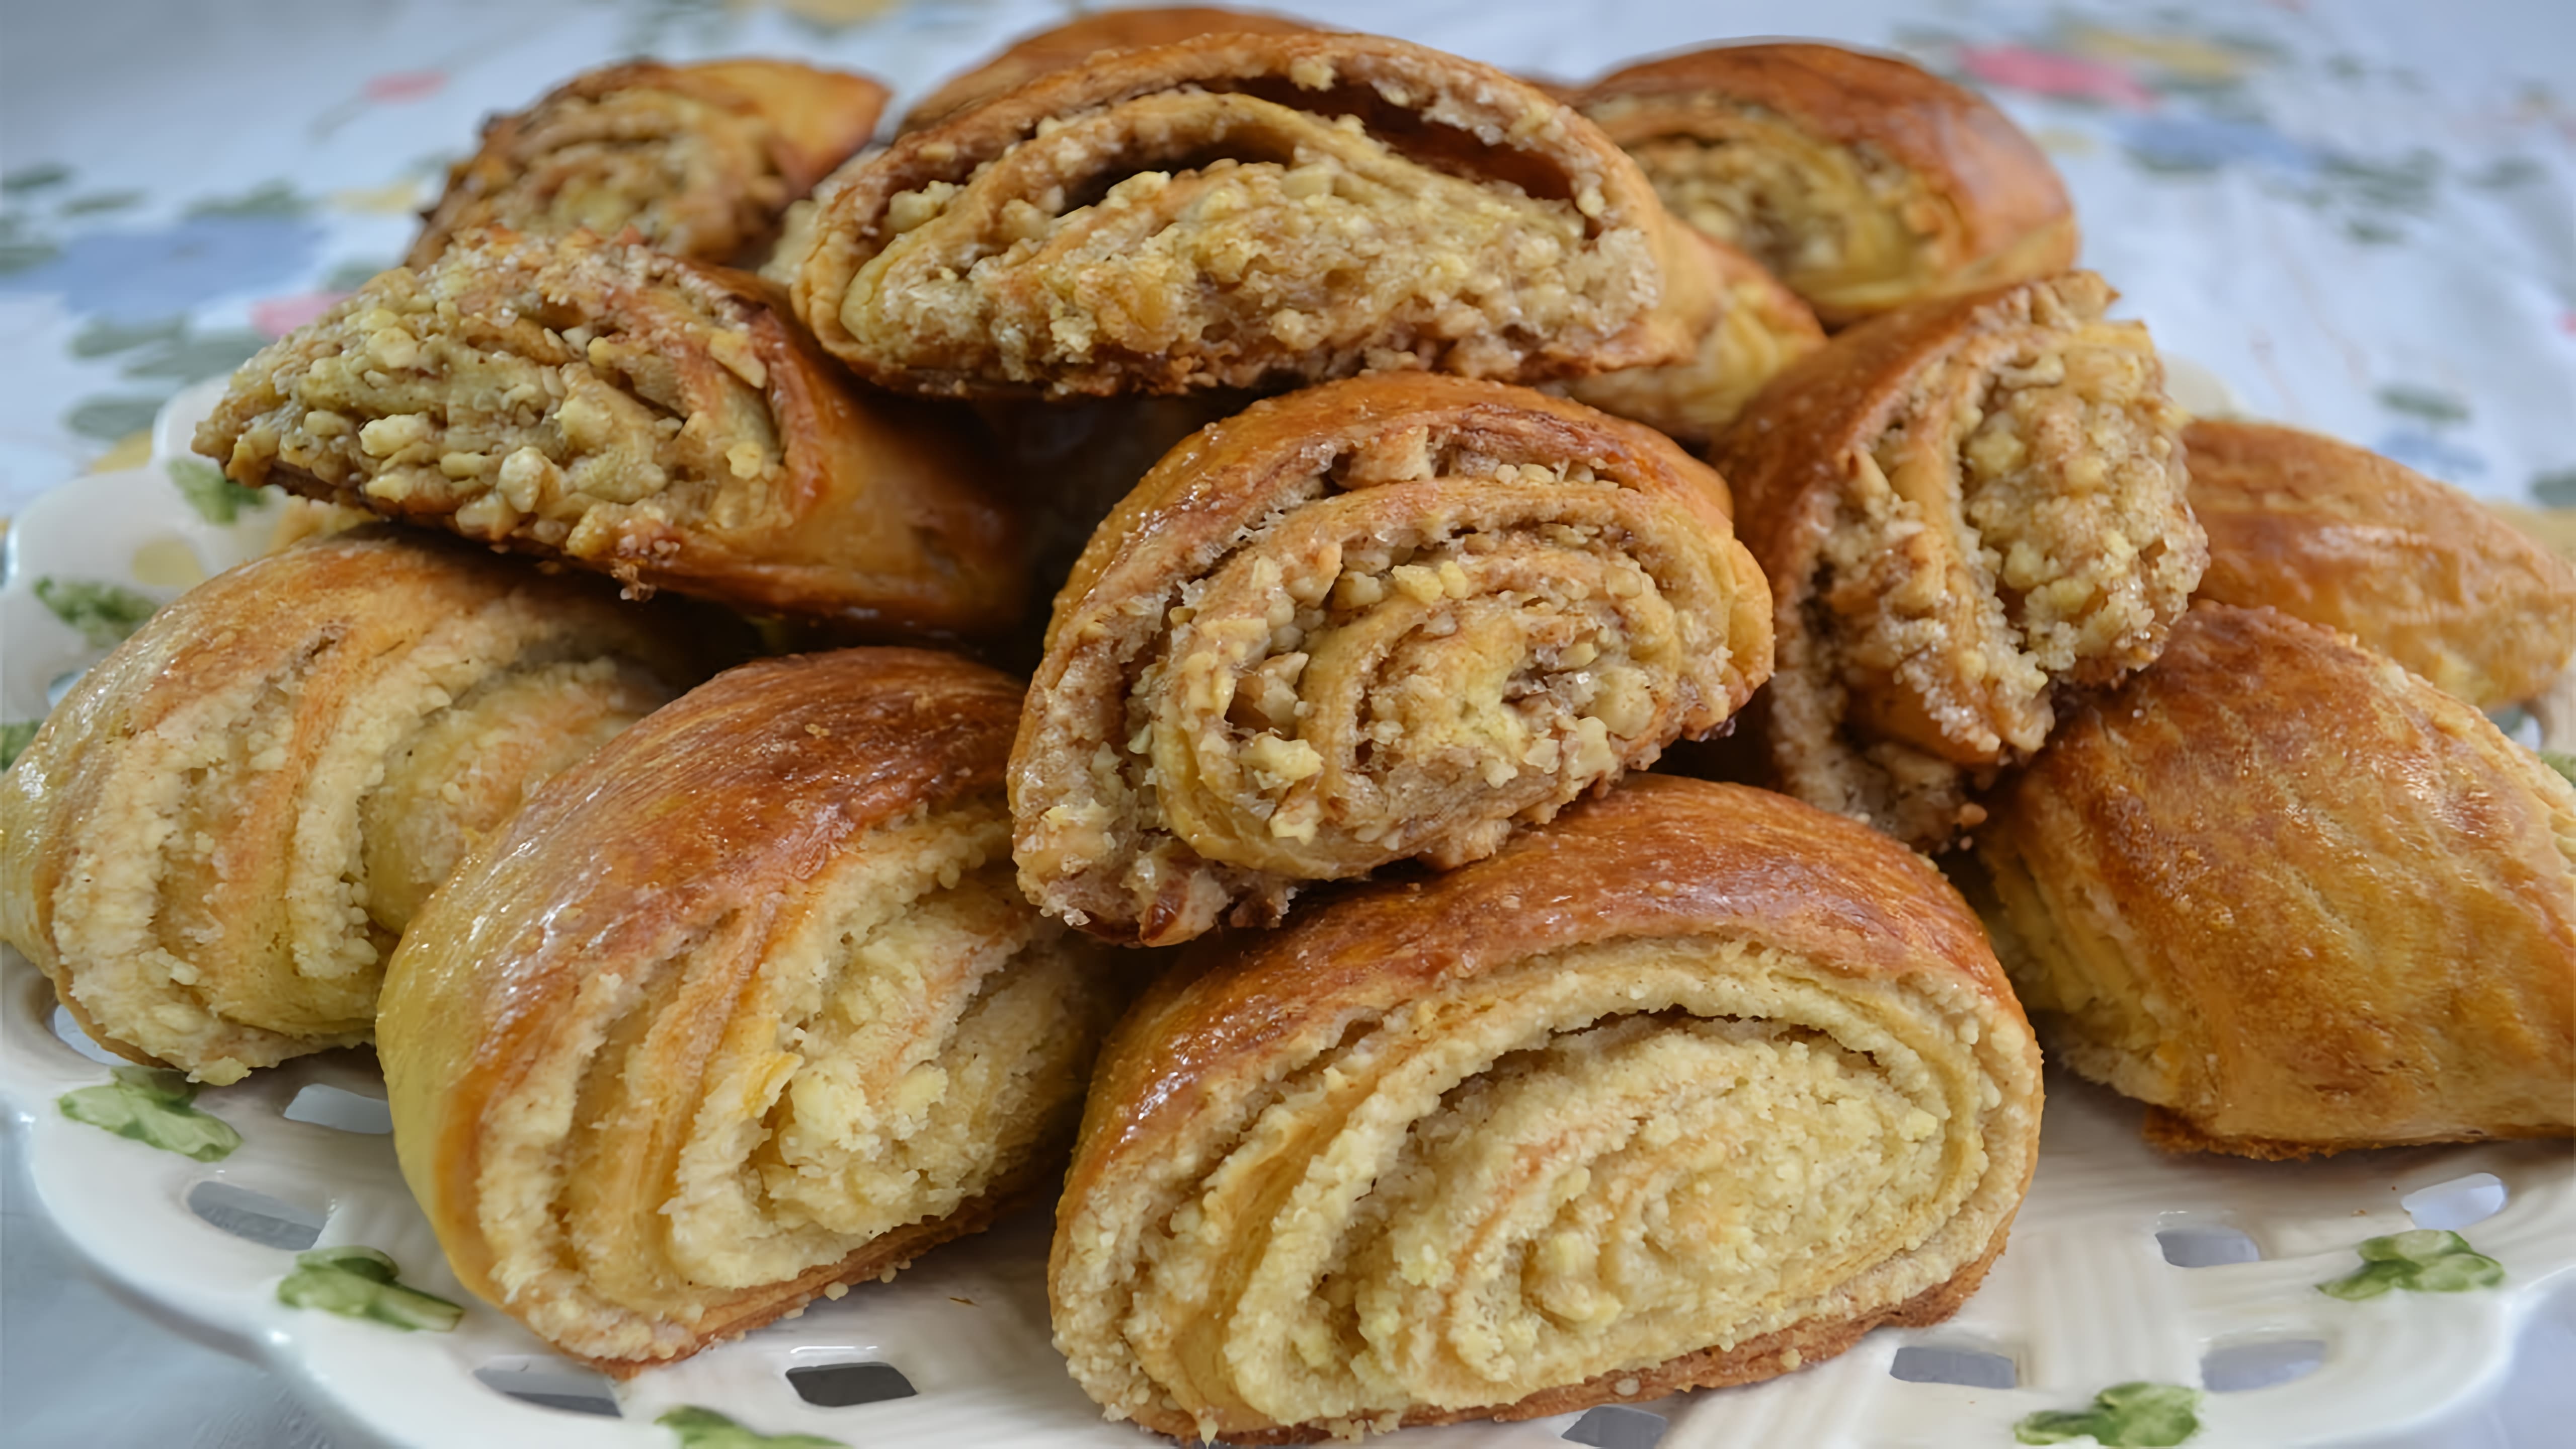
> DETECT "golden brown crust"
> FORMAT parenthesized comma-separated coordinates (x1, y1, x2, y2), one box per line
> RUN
(2186, 419, 2576, 708)
(1579, 42, 2076, 326)
(898, 7, 1321, 133)
(412, 59, 887, 269)
(1969, 604, 2576, 1157)
(1710, 271, 2201, 847)
(1563, 227, 1826, 445)
(1052, 776, 2041, 1440)
(1010, 374, 1772, 945)
(381, 649, 1123, 1368)
(797, 31, 1716, 398)
(0, 529, 711, 1082)
(198, 229, 1026, 638)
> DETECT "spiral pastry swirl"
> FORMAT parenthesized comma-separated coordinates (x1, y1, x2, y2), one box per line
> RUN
(410, 59, 887, 269)
(1, 530, 710, 1083)
(1051, 776, 2042, 1441)
(1011, 374, 1772, 945)
(796, 31, 1716, 397)
(380, 650, 1128, 1369)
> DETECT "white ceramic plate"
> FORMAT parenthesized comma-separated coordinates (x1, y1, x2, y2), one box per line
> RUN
(2, 383, 2569, 1449)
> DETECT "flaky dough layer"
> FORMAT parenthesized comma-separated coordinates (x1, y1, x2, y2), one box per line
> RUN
(1051, 777, 2042, 1441)
(1010, 373, 1772, 945)
(1, 530, 710, 1082)
(1580, 42, 2076, 326)
(412, 58, 886, 269)
(1963, 604, 2575, 1157)
(379, 649, 1126, 1370)
(1711, 271, 2202, 847)
(198, 229, 1025, 636)
(797, 31, 1716, 398)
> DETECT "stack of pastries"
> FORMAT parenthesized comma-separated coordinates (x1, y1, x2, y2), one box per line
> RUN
(5, 4, 2568, 1435)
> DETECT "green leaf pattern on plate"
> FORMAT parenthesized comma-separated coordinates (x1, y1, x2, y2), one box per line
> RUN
(2541, 750, 2576, 787)
(1, 720, 38, 770)
(2319, 1229, 2504, 1300)
(168, 456, 268, 524)
(32, 575, 158, 648)
(277, 1246, 465, 1331)
(2016, 1382, 2203, 1445)
(657, 1406, 845, 1448)
(57, 1066, 242, 1161)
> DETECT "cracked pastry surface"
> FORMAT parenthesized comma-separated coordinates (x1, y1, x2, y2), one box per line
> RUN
(1710, 270, 2202, 848)
(2186, 418, 2576, 709)
(1579, 42, 2075, 327)
(411, 58, 887, 269)
(379, 649, 1126, 1371)
(1958, 605, 2574, 1158)
(197, 228, 1025, 637)
(1051, 776, 2042, 1442)
(0, 529, 712, 1084)
(796, 31, 1717, 398)
(898, 6, 1319, 133)
(1010, 373, 1772, 946)
(1563, 227, 1826, 445)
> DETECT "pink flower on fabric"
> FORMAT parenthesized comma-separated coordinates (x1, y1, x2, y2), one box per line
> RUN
(252, 291, 351, 338)
(363, 71, 446, 104)
(1960, 45, 2157, 109)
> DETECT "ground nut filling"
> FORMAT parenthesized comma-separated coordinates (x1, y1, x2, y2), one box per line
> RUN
(197, 230, 784, 576)
(840, 91, 1658, 392)
(1594, 96, 1940, 312)
(1017, 409, 1761, 945)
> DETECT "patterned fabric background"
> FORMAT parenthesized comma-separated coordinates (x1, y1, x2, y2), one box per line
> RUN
(3, 0, 2572, 522)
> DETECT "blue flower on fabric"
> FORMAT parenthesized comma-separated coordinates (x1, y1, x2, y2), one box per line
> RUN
(0, 213, 323, 324)
(2111, 114, 2320, 176)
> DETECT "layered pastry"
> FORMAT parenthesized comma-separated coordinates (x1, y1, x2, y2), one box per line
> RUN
(198, 228, 1025, 638)
(411, 58, 887, 269)
(1964, 605, 2575, 1158)
(1563, 227, 1826, 444)
(1011, 374, 1773, 945)
(1579, 42, 2076, 326)
(0, 530, 710, 1084)
(899, 6, 1319, 133)
(2186, 418, 2576, 709)
(1709, 271, 2202, 848)
(1052, 776, 2044, 1441)
(795, 31, 1718, 397)
(378, 649, 1125, 1370)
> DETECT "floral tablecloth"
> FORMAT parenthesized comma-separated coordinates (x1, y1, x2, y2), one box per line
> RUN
(5, 0, 2575, 524)
(2, 2, 2572, 1446)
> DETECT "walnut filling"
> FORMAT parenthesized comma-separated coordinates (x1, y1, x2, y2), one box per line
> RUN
(1059, 937, 2030, 1436)
(203, 233, 783, 565)
(442, 88, 788, 263)
(845, 93, 1653, 389)
(1041, 435, 1740, 941)
(488, 802, 1116, 1359)
(1782, 284, 2196, 845)
(1600, 99, 1938, 314)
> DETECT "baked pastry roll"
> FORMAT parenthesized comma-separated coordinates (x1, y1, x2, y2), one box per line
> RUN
(1011, 374, 1773, 945)
(1710, 271, 2202, 848)
(411, 58, 887, 269)
(2186, 419, 2576, 709)
(899, 6, 1319, 133)
(1965, 605, 2575, 1158)
(378, 649, 1124, 1369)
(0, 530, 709, 1084)
(197, 228, 1025, 637)
(1579, 42, 2076, 327)
(795, 31, 1718, 398)
(1562, 227, 1826, 445)
(1052, 776, 2043, 1441)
